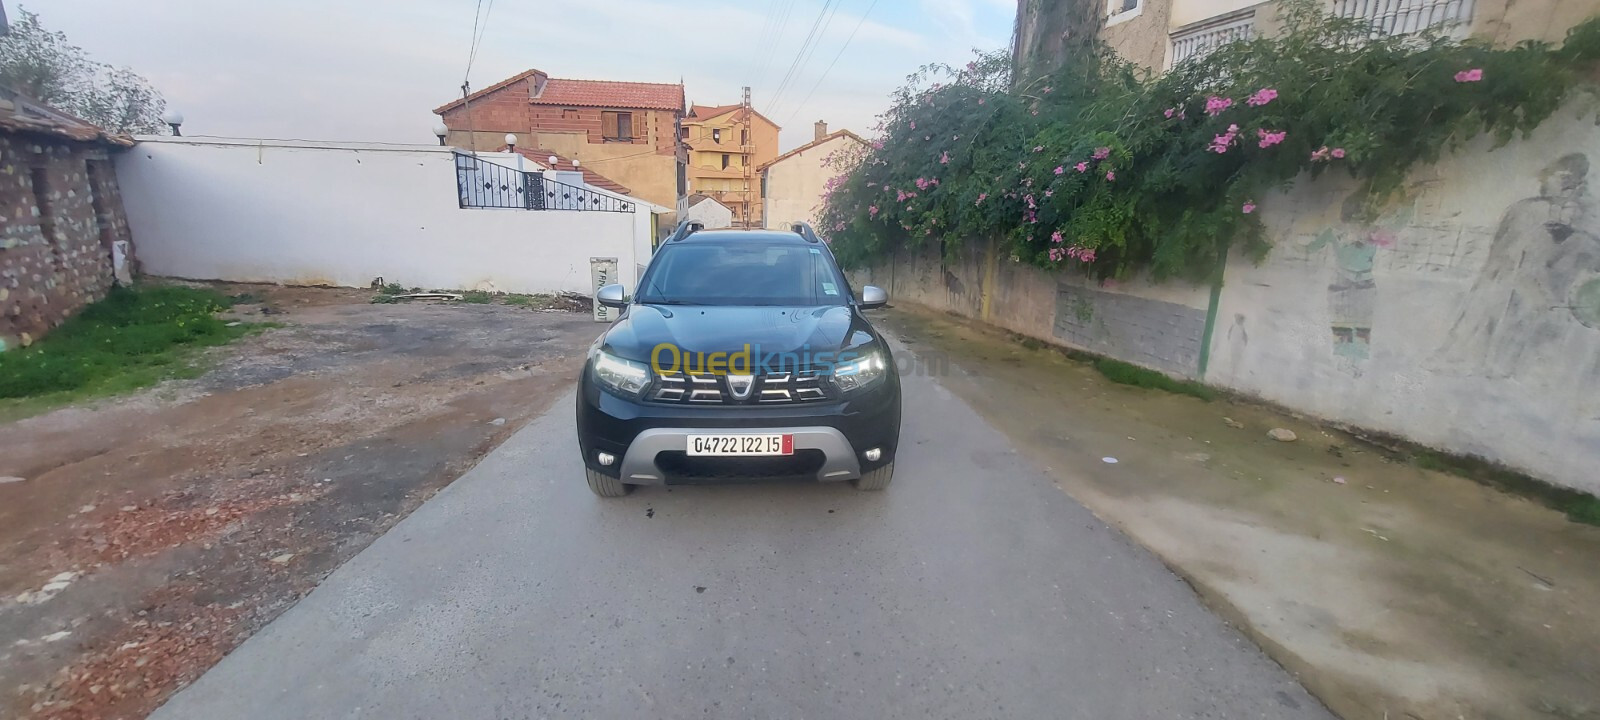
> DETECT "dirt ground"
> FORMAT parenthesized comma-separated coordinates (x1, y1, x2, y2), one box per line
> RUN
(883, 305, 1600, 720)
(0, 284, 599, 720)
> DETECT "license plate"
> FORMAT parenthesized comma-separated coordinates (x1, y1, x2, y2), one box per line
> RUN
(687, 434, 793, 456)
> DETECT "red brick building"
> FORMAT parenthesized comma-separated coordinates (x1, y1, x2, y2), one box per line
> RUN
(435, 69, 685, 210)
(0, 85, 134, 351)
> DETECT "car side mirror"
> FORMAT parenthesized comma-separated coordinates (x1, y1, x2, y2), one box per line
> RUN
(596, 284, 627, 309)
(859, 285, 888, 309)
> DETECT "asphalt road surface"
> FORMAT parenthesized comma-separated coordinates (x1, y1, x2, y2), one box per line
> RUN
(153, 342, 1333, 720)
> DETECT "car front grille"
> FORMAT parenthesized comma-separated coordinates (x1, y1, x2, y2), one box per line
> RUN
(650, 370, 830, 405)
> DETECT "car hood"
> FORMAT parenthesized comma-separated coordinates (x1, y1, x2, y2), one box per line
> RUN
(602, 304, 875, 363)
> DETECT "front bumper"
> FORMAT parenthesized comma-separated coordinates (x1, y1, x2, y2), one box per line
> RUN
(576, 372, 901, 484)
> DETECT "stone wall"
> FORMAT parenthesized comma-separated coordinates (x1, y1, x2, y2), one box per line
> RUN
(0, 134, 130, 351)
(855, 94, 1600, 495)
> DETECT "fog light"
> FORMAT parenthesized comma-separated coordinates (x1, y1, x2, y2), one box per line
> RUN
(864, 448, 882, 462)
(597, 452, 616, 466)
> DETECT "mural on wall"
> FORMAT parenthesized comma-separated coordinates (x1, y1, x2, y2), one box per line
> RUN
(1431, 153, 1600, 380)
(1304, 193, 1414, 375)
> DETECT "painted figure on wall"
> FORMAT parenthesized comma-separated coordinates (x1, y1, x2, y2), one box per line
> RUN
(1432, 153, 1600, 378)
(1307, 192, 1409, 375)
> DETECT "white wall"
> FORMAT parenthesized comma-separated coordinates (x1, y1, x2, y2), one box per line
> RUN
(116, 138, 644, 296)
(763, 134, 863, 230)
(1207, 97, 1600, 495)
(683, 197, 733, 229)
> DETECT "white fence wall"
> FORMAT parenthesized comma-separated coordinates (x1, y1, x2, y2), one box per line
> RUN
(115, 137, 645, 295)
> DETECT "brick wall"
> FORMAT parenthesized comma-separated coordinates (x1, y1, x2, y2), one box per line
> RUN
(0, 133, 130, 351)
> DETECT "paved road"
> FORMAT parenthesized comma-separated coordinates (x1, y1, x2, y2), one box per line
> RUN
(154, 342, 1332, 720)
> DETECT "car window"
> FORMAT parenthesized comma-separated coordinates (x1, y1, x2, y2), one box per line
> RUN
(639, 241, 848, 306)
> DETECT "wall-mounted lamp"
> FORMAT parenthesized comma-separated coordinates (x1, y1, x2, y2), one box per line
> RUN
(432, 123, 449, 146)
(504, 133, 518, 153)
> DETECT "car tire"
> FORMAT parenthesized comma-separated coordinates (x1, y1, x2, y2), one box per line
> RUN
(586, 468, 631, 497)
(852, 461, 894, 491)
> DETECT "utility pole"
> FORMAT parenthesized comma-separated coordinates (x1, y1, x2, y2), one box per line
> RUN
(740, 85, 753, 228)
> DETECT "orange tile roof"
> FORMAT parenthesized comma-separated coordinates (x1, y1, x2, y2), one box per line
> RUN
(687, 103, 780, 128)
(505, 146, 633, 196)
(535, 78, 684, 111)
(434, 69, 547, 114)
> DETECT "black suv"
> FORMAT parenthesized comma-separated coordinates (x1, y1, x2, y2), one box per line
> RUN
(575, 223, 901, 497)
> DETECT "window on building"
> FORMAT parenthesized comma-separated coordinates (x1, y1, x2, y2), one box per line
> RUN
(602, 111, 634, 141)
(721, 154, 730, 170)
(740, 155, 747, 167)
(1120, 0, 1138, 12)
(562, 108, 578, 120)
(712, 128, 722, 144)
(29, 166, 64, 269)
(679, 126, 689, 139)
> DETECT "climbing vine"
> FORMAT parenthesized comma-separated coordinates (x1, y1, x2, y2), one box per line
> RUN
(817, 0, 1600, 282)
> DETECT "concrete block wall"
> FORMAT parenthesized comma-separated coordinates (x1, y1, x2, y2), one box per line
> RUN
(857, 96, 1600, 495)
(0, 135, 127, 351)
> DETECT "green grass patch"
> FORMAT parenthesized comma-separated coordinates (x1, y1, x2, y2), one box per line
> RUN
(1411, 450, 1600, 527)
(1092, 358, 1215, 401)
(0, 285, 255, 405)
(460, 290, 494, 304)
(502, 294, 535, 306)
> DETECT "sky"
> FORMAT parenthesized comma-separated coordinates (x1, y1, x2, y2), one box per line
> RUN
(26, 0, 1015, 151)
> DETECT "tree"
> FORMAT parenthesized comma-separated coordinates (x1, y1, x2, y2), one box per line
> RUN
(0, 8, 167, 134)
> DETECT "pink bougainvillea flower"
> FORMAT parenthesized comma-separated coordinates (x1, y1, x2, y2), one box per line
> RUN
(1164, 108, 1175, 118)
(1242, 201, 1257, 214)
(1246, 88, 1278, 107)
(939, 151, 950, 164)
(1092, 146, 1111, 160)
(896, 190, 908, 202)
(1051, 231, 1064, 244)
(1043, 86, 1053, 94)
(1075, 162, 1089, 172)
(930, 178, 939, 186)
(1031, 110, 1039, 116)
(1454, 68, 1484, 83)
(1331, 148, 1346, 159)
(1054, 165, 1065, 175)
(834, 222, 845, 231)
(1033, 145, 1044, 153)
(1044, 190, 1054, 197)
(978, 98, 985, 105)
(1204, 95, 1234, 116)
(868, 204, 879, 217)
(871, 140, 884, 150)
(1049, 247, 1066, 262)
(1311, 146, 1331, 162)
(909, 121, 916, 129)
(1256, 128, 1287, 148)
(1025, 194, 1037, 209)
(1105, 170, 1116, 181)
(975, 193, 988, 205)
(1018, 162, 1028, 170)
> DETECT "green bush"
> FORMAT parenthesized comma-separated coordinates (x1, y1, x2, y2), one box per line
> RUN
(818, 0, 1600, 282)
(0, 285, 249, 399)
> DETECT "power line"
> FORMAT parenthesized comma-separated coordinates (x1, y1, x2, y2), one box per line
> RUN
(754, 0, 798, 88)
(782, 0, 880, 125)
(463, 0, 485, 82)
(767, 0, 842, 115)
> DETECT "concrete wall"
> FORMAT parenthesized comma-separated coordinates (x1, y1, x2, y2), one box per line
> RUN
(684, 198, 733, 229)
(858, 96, 1600, 495)
(762, 134, 865, 230)
(115, 137, 642, 296)
(0, 134, 131, 351)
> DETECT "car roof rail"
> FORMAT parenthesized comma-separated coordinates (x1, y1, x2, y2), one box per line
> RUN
(791, 221, 821, 243)
(668, 219, 704, 242)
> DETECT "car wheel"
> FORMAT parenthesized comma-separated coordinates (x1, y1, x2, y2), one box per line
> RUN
(586, 468, 631, 497)
(852, 461, 894, 491)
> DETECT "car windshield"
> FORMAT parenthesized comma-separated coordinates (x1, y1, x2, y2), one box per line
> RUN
(637, 240, 849, 306)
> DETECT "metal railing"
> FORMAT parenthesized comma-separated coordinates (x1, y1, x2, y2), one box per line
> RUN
(1332, 0, 1473, 38)
(454, 152, 634, 213)
(1169, 10, 1256, 67)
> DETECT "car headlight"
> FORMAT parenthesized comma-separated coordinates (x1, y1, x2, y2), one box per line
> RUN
(593, 350, 650, 397)
(832, 348, 887, 393)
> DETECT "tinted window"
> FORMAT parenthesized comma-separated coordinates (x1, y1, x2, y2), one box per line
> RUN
(639, 241, 847, 306)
